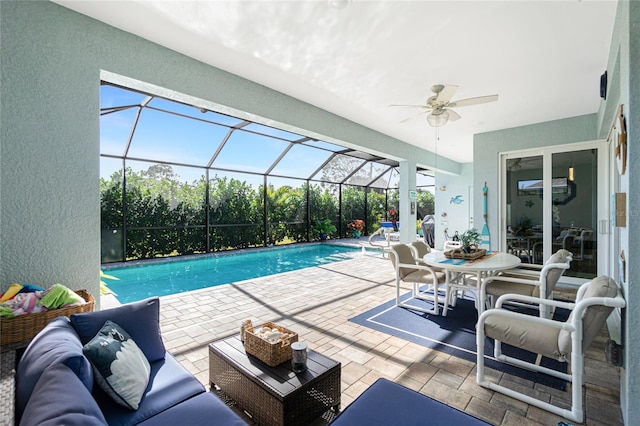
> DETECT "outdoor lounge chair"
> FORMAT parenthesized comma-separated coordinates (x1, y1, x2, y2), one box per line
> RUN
(476, 276, 625, 423)
(389, 243, 446, 315)
(480, 249, 572, 317)
(360, 227, 393, 257)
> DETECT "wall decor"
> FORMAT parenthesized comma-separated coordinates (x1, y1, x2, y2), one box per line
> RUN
(612, 104, 627, 175)
(619, 250, 626, 285)
(449, 195, 464, 205)
(481, 183, 490, 249)
(611, 192, 626, 227)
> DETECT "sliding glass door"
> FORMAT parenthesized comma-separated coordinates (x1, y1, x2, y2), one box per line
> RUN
(500, 142, 608, 282)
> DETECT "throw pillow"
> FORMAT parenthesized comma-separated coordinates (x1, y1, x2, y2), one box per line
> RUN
(71, 297, 165, 362)
(83, 320, 151, 410)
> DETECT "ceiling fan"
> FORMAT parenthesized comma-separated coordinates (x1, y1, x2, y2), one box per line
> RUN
(391, 84, 498, 127)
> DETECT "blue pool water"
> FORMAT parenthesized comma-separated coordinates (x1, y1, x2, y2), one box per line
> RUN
(104, 244, 363, 303)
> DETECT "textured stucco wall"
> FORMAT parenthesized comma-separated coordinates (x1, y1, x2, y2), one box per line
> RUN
(620, 0, 639, 422)
(0, 2, 101, 299)
(0, 1, 460, 305)
(434, 163, 473, 250)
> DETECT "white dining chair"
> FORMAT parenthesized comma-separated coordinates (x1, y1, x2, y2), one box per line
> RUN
(477, 276, 625, 423)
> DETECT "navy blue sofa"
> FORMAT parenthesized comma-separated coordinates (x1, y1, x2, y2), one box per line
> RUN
(15, 297, 246, 426)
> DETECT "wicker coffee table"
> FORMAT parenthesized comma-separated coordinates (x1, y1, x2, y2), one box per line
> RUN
(209, 335, 341, 426)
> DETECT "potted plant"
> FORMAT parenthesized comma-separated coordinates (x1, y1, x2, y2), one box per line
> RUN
(388, 208, 399, 231)
(348, 219, 365, 238)
(514, 216, 533, 236)
(314, 219, 337, 241)
(459, 228, 481, 253)
(100, 270, 119, 296)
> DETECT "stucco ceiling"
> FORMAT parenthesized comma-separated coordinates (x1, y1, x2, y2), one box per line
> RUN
(54, 0, 616, 164)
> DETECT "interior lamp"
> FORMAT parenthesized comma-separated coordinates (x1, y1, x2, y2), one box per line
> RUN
(427, 110, 449, 127)
(568, 166, 574, 181)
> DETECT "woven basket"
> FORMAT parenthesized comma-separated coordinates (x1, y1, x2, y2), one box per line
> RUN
(1, 289, 94, 346)
(444, 248, 487, 260)
(243, 321, 298, 367)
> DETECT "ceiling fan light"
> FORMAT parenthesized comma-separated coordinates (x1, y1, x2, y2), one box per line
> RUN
(427, 110, 449, 127)
(327, 0, 351, 9)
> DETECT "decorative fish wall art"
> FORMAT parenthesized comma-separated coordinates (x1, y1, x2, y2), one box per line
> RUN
(450, 195, 464, 205)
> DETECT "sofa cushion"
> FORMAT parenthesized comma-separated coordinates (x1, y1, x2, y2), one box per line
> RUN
(94, 352, 207, 426)
(71, 297, 165, 362)
(136, 391, 247, 425)
(83, 320, 151, 410)
(16, 317, 93, 421)
(19, 363, 108, 426)
(331, 378, 489, 425)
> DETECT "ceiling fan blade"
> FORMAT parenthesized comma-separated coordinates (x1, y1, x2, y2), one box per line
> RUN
(399, 110, 428, 123)
(435, 85, 458, 104)
(446, 109, 461, 121)
(449, 94, 498, 108)
(389, 104, 430, 108)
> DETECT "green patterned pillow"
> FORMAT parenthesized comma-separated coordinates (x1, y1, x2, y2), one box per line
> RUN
(83, 320, 150, 410)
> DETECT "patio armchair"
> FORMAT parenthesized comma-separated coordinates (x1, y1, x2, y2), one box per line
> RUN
(573, 229, 594, 261)
(389, 243, 446, 315)
(409, 240, 433, 264)
(553, 230, 577, 253)
(479, 249, 572, 317)
(476, 276, 625, 423)
(500, 249, 572, 279)
(411, 240, 477, 315)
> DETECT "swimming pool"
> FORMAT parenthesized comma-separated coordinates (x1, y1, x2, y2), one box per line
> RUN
(103, 244, 365, 303)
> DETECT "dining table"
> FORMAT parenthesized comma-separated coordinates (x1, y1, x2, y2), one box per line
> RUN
(422, 251, 521, 315)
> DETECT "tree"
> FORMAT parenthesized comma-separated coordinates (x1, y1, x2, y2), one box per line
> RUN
(417, 189, 435, 218)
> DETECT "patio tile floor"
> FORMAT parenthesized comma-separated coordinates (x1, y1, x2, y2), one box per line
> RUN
(103, 244, 623, 425)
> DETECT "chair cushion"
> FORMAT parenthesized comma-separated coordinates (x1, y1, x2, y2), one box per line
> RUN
(485, 280, 537, 298)
(410, 241, 431, 257)
(484, 314, 562, 360)
(558, 276, 618, 355)
(391, 244, 416, 279)
(535, 266, 565, 298)
(403, 269, 446, 284)
(71, 297, 165, 362)
(547, 249, 571, 265)
(83, 320, 151, 410)
(20, 363, 107, 426)
(16, 317, 94, 421)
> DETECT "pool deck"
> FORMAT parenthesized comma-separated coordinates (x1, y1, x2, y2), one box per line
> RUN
(102, 239, 622, 425)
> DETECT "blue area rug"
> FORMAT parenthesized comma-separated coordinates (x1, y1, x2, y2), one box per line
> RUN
(349, 291, 569, 390)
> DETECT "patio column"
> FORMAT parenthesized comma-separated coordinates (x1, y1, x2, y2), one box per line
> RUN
(398, 159, 417, 243)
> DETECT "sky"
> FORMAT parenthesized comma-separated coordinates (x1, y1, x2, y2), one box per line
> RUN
(99, 84, 434, 191)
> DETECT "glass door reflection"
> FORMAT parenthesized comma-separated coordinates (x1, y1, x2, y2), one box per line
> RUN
(506, 156, 543, 264)
(551, 150, 597, 278)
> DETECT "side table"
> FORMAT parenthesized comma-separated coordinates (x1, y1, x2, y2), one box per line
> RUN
(209, 334, 341, 426)
(1, 348, 16, 426)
